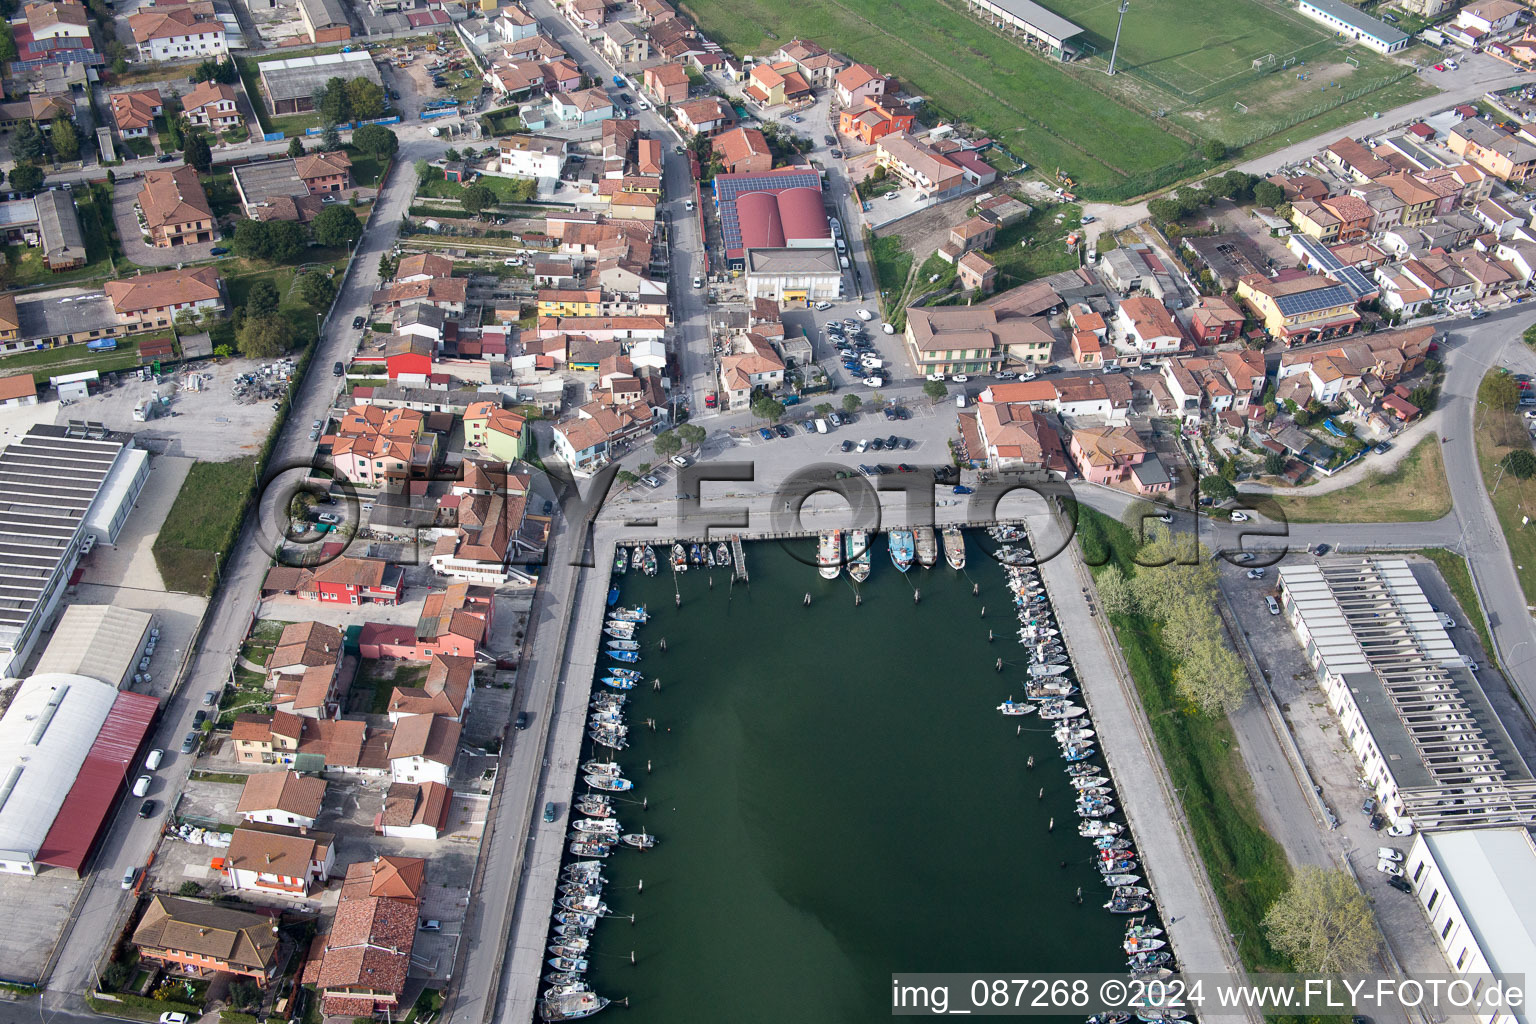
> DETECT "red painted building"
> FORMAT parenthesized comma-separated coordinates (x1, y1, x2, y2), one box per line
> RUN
(384, 335, 434, 379)
(358, 583, 493, 661)
(298, 556, 404, 605)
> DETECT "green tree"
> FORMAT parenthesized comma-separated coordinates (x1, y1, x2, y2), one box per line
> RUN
(228, 980, 260, 1010)
(320, 124, 342, 151)
(1095, 564, 1135, 617)
(923, 379, 948, 401)
(193, 58, 220, 83)
(345, 77, 386, 120)
(1480, 371, 1520, 412)
(1502, 449, 1536, 479)
(616, 470, 638, 485)
(317, 76, 352, 125)
(266, 219, 306, 262)
(246, 280, 280, 317)
(445, 147, 461, 163)
(813, 403, 833, 418)
(353, 124, 398, 161)
(1200, 474, 1236, 503)
(312, 204, 362, 248)
(677, 423, 706, 447)
(10, 120, 46, 163)
(460, 183, 497, 217)
(0, 20, 17, 64)
(653, 430, 682, 457)
(297, 272, 336, 311)
(1173, 631, 1248, 714)
(1293, 408, 1312, 428)
(50, 116, 81, 162)
(288, 136, 306, 158)
(841, 393, 862, 414)
(751, 396, 785, 423)
(184, 130, 211, 174)
(1146, 197, 1180, 225)
(1263, 867, 1380, 974)
(1218, 170, 1254, 202)
(8, 163, 43, 194)
(1252, 180, 1285, 208)
(414, 159, 435, 182)
(1264, 450, 1287, 476)
(177, 881, 202, 896)
(238, 314, 292, 358)
(1202, 138, 1227, 162)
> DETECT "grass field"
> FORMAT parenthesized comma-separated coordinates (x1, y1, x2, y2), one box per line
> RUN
(1077, 507, 1293, 971)
(152, 457, 257, 595)
(869, 234, 914, 322)
(683, 0, 1435, 196)
(1474, 372, 1536, 607)
(1243, 435, 1452, 523)
(0, 335, 176, 384)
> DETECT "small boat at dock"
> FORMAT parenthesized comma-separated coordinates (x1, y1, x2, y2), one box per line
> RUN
(558, 895, 609, 915)
(889, 530, 915, 572)
(622, 832, 657, 849)
(1026, 680, 1077, 700)
(563, 862, 604, 883)
(567, 841, 611, 859)
(605, 665, 643, 680)
(575, 794, 612, 818)
(1039, 701, 1087, 720)
(630, 547, 643, 571)
(997, 698, 1035, 716)
(602, 625, 636, 640)
(642, 546, 657, 576)
(544, 969, 583, 986)
(553, 911, 598, 928)
(1105, 898, 1152, 914)
(942, 527, 965, 570)
(847, 530, 871, 582)
(1124, 937, 1166, 954)
(605, 639, 639, 651)
(547, 956, 589, 973)
(606, 650, 640, 663)
(572, 818, 620, 835)
(914, 525, 938, 568)
(1113, 886, 1151, 899)
(671, 543, 688, 572)
(581, 760, 622, 776)
(550, 940, 590, 957)
(587, 728, 627, 750)
(716, 542, 731, 566)
(1080, 820, 1124, 837)
(599, 677, 635, 691)
(1102, 873, 1141, 887)
(1069, 775, 1109, 789)
(1028, 663, 1070, 677)
(610, 607, 648, 623)
(539, 988, 609, 1021)
(612, 547, 627, 574)
(818, 530, 842, 580)
(584, 774, 633, 792)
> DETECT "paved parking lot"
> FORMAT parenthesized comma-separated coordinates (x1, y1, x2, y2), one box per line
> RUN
(0, 871, 82, 983)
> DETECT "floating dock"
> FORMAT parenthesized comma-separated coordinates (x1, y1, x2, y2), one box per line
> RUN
(731, 536, 748, 582)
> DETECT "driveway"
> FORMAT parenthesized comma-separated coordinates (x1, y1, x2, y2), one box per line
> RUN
(112, 174, 219, 265)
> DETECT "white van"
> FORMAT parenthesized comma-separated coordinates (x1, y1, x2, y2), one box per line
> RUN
(814, 419, 828, 433)
(835, 237, 847, 253)
(132, 775, 152, 798)
(145, 749, 164, 771)
(955, 392, 969, 408)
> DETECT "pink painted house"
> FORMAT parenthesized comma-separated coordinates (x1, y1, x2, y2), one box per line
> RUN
(1069, 425, 1170, 494)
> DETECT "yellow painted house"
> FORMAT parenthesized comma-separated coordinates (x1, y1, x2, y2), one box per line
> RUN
(464, 401, 528, 461)
(537, 289, 602, 317)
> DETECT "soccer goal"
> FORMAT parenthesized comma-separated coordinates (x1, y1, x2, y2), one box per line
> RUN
(1281, 56, 1296, 69)
(1234, 101, 1249, 113)
(1345, 55, 1360, 67)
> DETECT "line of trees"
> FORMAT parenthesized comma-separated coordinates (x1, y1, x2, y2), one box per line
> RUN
(1095, 504, 1249, 715)
(313, 76, 388, 126)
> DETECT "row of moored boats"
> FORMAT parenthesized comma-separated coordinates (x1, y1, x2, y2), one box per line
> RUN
(540, 607, 662, 1021)
(815, 526, 966, 579)
(992, 526, 1186, 1008)
(612, 542, 732, 576)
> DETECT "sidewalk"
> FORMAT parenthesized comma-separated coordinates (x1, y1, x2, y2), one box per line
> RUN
(1029, 511, 1257, 1020)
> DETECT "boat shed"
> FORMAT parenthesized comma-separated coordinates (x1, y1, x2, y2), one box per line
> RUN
(33, 604, 154, 690)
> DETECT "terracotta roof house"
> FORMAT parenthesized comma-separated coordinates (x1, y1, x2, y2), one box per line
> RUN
(713, 126, 772, 174)
(386, 653, 476, 723)
(103, 266, 224, 329)
(295, 555, 404, 606)
(265, 621, 343, 686)
(387, 714, 461, 786)
(674, 96, 736, 135)
(108, 89, 161, 138)
(834, 62, 888, 107)
(137, 165, 214, 247)
(643, 61, 690, 104)
(224, 822, 336, 896)
(132, 896, 280, 980)
(1070, 425, 1167, 493)
(294, 150, 352, 192)
(182, 80, 241, 131)
(310, 857, 424, 1016)
(237, 770, 328, 828)
(377, 781, 453, 839)
(974, 400, 1069, 474)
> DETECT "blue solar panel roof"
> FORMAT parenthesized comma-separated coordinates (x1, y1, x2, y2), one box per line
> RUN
(1273, 283, 1357, 317)
(1291, 234, 1376, 299)
(712, 168, 822, 256)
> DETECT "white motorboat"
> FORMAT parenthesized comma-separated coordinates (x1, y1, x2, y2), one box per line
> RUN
(584, 774, 633, 792)
(1069, 775, 1109, 789)
(1028, 663, 1070, 677)
(997, 698, 1035, 716)
(1039, 702, 1088, 720)
(818, 529, 842, 580)
(605, 639, 640, 651)
(572, 818, 620, 835)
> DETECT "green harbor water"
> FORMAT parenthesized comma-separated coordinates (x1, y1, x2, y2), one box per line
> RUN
(573, 535, 1127, 1022)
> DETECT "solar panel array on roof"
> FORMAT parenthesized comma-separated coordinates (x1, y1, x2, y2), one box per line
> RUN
(0, 425, 128, 651)
(1273, 283, 1357, 318)
(712, 168, 821, 258)
(1291, 234, 1376, 299)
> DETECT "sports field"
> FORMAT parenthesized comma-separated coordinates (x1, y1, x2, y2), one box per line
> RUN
(681, 0, 1196, 193)
(681, 0, 1435, 198)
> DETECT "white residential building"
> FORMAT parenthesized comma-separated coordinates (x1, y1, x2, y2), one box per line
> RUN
(495, 135, 568, 179)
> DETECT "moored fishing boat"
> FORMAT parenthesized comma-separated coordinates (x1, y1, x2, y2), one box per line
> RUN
(716, 542, 731, 566)
(630, 546, 643, 571)
(605, 665, 643, 680)
(643, 545, 657, 576)
(1061, 744, 1096, 762)
(1102, 873, 1140, 887)
(1026, 680, 1077, 700)
(612, 547, 627, 574)
(606, 650, 640, 663)
(1123, 936, 1166, 954)
(602, 624, 636, 640)
(584, 774, 633, 791)
(1069, 774, 1109, 789)
(1039, 701, 1087, 720)
(572, 818, 620, 835)
(550, 940, 590, 957)
(568, 841, 611, 858)
(621, 832, 657, 849)
(587, 728, 627, 750)
(997, 698, 1035, 716)
(558, 895, 609, 915)
(553, 911, 598, 928)
(1105, 898, 1152, 914)
(548, 956, 590, 973)
(610, 607, 648, 624)
(889, 529, 915, 572)
(538, 987, 609, 1021)
(600, 676, 635, 690)
(581, 760, 623, 777)
(1112, 886, 1152, 899)
(847, 529, 871, 582)
(671, 543, 688, 572)
(1028, 663, 1070, 677)
(563, 862, 604, 883)
(914, 525, 938, 568)
(544, 970, 583, 986)
(575, 794, 612, 818)
(818, 529, 842, 580)
(605, 639, 639, 651)
(942, 527, 965, 570)
(1080, 820, 1124, 837)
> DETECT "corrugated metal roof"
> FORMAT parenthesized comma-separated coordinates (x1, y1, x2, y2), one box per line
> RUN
(1422, 828, 1536, 976)
(35, 688, 158, 874)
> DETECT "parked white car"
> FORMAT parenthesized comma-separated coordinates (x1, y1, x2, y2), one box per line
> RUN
(863, 376, 884, 387)
(1230, 511, 1249, 523)
(856, 308, 873, 321)
(814, 301, 832, 311)
(1385, 822, 1414, 838)
(1377, 847, 1404, 862)
(926, 373, 945, 381)
(1376, 859, 1404, 877)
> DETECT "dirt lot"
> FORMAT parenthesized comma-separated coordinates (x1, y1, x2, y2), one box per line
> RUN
(58, 359, 282, 460)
